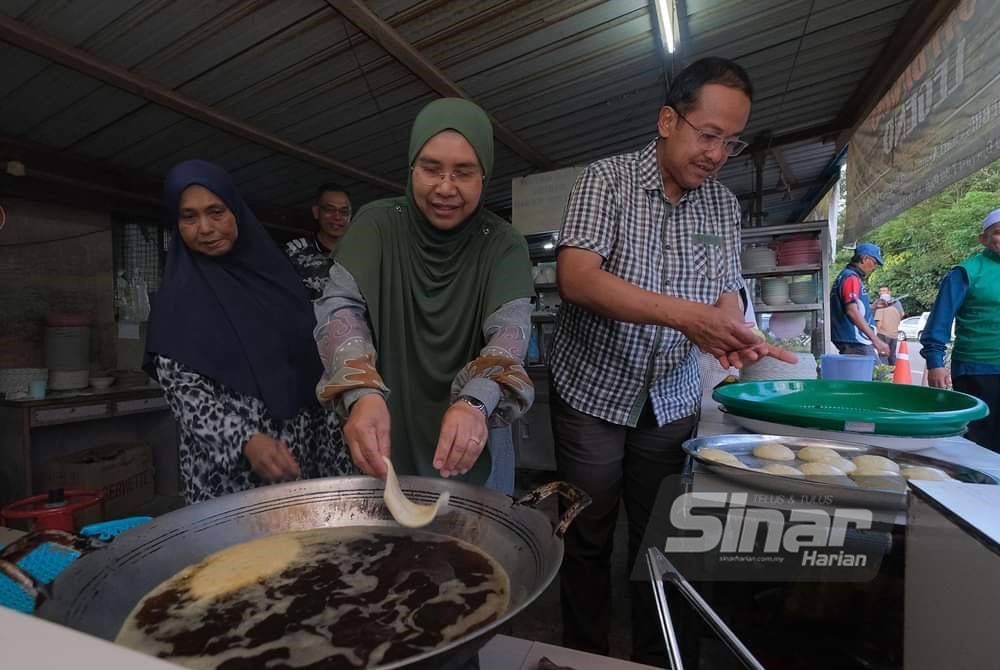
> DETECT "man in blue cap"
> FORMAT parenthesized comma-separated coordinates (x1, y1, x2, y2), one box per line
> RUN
(921, 208, 1000, 451)
(830, 242, 891, 358)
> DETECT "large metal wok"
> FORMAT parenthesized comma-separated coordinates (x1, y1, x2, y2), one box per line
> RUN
(34, 475, 590, 670)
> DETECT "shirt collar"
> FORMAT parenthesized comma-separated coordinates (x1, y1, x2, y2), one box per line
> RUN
(638, 138, 704, 205)
(314, 234, 332, 254)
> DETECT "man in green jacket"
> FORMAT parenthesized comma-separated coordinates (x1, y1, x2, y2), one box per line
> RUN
(921, 208, 1000, 451)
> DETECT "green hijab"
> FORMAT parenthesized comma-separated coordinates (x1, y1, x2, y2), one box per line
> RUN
(336, 98, 534, 484)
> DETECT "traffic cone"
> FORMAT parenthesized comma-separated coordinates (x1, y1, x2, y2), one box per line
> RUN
(893, 340, 913, 384)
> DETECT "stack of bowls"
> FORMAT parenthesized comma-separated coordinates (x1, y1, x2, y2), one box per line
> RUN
(788, 276, 818, 304)
(777, 237, 821, 266)
(760, 277, 789, 306)
(741, 245, 777, 271)
(768, 312, 808, 339)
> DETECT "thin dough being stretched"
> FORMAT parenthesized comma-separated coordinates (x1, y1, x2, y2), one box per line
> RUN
(383, 456, 449, 528)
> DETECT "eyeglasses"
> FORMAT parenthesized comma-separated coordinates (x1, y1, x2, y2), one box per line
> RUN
(318, 204, 351, 218)
(411, 163, 484, 187)
(675, 111, 748, 157)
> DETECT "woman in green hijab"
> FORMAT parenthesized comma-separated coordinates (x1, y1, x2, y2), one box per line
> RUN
(313, 98, 535, 491)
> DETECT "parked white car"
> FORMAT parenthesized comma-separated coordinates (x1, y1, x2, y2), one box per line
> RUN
(898, 313, 927, 341)
(898, 311, 955, 341)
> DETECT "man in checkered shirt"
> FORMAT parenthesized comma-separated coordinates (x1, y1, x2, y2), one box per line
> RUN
(549, 57, 795, 664)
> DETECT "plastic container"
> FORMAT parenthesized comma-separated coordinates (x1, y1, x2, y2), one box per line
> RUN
(820, 354, 874, 381)
(44, 326, 91, 370)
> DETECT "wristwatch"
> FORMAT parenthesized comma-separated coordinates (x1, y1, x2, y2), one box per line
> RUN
(458, 395, 489, 419)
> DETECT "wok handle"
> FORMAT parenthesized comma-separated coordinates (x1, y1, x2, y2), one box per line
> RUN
(514, 481, 592, 538)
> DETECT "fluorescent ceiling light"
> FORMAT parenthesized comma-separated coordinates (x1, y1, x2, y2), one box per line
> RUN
(543, 242, 555, 250)
(654, 0, 677, 54)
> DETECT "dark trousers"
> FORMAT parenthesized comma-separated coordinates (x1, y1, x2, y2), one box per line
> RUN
(877, 334, 898, 366)
(953, 374, 1000, 453)
(551, 388, 697, 666)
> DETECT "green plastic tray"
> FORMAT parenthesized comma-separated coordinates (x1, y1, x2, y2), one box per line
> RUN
(712, 379, 988, 437)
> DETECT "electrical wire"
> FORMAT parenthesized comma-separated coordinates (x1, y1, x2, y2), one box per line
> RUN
(0, 227, 109, 248)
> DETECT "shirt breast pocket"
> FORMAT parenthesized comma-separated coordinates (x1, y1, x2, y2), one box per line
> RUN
(693, 242, 724, 281)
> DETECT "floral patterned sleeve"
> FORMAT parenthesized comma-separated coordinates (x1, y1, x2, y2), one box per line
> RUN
(313, 263, 390, 418)
(451, 298, 535, 426)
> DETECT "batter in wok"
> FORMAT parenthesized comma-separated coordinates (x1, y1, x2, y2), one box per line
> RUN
(116, 527, 509, 669)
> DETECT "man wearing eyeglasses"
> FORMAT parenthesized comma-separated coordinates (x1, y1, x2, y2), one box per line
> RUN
(549, 57, 795, 665)
(285, 183, 353, 298)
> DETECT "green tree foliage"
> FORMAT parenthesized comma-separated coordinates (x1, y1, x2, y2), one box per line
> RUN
(836, 161, 1000, 315)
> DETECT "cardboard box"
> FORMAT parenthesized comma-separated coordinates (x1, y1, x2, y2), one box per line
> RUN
(46, 442, 155, 523)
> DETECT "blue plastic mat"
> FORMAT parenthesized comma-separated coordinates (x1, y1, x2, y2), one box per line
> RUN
(0, 516, 152, 613)
(0, 573, 35, 614)
(80, 516, 152, 542)
(15, 543, 81, 585)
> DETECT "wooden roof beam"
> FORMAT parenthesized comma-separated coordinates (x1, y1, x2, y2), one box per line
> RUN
(0, 14, 404, 194)
(735, 177, 826, 201)
(0, 136, 315, 233)
(327, 0, 556, 171)
(744, 122, 843, 155)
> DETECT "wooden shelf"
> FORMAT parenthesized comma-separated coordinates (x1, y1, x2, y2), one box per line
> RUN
(754, 302, 822, 313)
(743, 264, 821, 278)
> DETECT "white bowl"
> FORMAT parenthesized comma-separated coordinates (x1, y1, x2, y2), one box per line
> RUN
(90, 376, 115, 390)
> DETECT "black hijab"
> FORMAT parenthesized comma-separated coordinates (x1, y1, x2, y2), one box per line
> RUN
(146, 160, 322, 419)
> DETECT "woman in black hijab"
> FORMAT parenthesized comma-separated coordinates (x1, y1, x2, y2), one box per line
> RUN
(146, 160, 352, 503)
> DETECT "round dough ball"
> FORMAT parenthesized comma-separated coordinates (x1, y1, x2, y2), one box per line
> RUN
(796, 446, 845, 464)
(852, 455, 900, 472)
(853, 471, 908, 491)
(800, 461, 847, 476)
(759, 463, 803, 477)
(901, 466, 953, 481)
(699, 448, 744, 467)
(829, 457, 857, 474)
(752, 443, 796, 461)
(851, 468, 901, 478)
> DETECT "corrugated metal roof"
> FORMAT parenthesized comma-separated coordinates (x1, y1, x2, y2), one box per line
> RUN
(0, 0, 922, 224)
